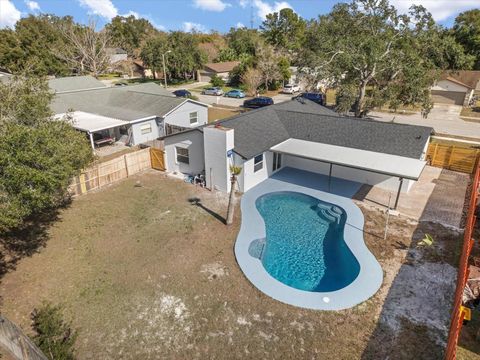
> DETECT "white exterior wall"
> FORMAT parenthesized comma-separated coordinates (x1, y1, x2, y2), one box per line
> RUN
(164, 130, 205, 175)
(130, 117, 162, 145)
(204, 126, 235, 192)
(283, 155, 414, 193)
(240, 151, 281, 193)
(164, 101, 208, 129)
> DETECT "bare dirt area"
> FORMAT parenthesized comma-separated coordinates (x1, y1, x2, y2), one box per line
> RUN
(0, 171, 464, 359)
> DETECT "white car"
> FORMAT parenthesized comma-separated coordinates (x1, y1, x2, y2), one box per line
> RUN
(282, 84, 300, 94)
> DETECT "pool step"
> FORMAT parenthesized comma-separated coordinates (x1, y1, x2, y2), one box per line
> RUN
(316, 204, 342, 225)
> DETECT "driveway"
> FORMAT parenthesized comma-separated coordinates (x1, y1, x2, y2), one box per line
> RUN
(369, 104, 480, 139)
(192, 92, 293, 107)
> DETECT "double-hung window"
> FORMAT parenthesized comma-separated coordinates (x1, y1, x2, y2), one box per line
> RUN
(176, 147, 190, 164)
(189, 111, 198, 125)
(253, 154, 264, 172)
(140, 123, 152, 134)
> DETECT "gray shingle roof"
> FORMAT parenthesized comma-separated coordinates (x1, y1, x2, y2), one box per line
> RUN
(48, 75, 106, 93)
(217, 99, 432, 160)
(51, 83, 199, 121)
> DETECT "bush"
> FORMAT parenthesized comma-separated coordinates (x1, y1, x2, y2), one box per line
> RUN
(187, 94, 199, 101)
(210, 74, 225, 87)
(31, 303, 77, 360)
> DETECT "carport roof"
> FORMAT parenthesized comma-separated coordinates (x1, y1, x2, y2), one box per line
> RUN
(271, 139, 427, 180)
(54, 111, 128, 132)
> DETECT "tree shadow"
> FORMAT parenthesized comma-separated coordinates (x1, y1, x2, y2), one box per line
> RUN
(188, 197, 226, 225)
(0, 200, 70, 279)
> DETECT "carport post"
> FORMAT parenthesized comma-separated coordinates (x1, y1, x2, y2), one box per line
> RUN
(394, 177, 404, 210)
(328, 163, 333, 192)
(88, 131, 95, 151)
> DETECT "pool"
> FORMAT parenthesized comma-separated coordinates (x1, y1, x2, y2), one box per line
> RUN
(235, 168, 383, 310)
(250, 192, 360, 292)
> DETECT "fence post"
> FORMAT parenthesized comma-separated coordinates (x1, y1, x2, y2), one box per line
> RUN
(124, 154, 129, 178)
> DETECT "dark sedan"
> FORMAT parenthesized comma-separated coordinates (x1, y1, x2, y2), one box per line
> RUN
(172, 89, 192, 98)
(293, 92, 326, 105)
(243, 96, 274, 108)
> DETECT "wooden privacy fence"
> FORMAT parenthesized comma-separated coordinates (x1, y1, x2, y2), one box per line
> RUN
(69, 148, 152, 196)
(0, 315, 47, 360)
(427, 143, 480, 174)
(445, 163, 480, 359)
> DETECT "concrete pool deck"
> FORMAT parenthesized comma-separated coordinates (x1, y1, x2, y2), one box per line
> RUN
(235, 167, 384, 310)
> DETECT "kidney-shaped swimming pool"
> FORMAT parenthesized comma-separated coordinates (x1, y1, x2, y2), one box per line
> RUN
(235, 185, 383, 310)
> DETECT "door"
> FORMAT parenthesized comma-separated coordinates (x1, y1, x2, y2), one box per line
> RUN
(150, 148, 165, 171)
(431, 90, 465, 105)
(273, 152, 282, 172)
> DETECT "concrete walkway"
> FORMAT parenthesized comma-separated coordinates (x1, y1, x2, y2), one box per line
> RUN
(369, 104, 480, 139)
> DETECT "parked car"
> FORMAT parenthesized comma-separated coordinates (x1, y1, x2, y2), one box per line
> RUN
(172, 89, 192, 98)
(293, 92, 326, 105)
(243, 96, 274, 108)
(282, 84, 300, 94)
(202, 87, 224, 96)
(224, 89, 245, 98)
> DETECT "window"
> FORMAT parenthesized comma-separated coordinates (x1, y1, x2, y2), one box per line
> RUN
(176, 147, 189, 164)
(273, 152, 282, 171)
(140, 123, 152, 134)
(253, 154, 263, 172)
(189, 111, 198, 124)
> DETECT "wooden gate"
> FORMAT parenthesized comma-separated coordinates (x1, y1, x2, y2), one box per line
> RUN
(150, 148, 165, 171)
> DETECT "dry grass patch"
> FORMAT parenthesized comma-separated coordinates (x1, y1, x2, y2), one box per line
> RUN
(0, 171, 463, 359)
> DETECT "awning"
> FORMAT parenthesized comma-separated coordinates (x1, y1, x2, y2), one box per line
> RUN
(54, 111, 129, 133)
(270, 138, 426, 180)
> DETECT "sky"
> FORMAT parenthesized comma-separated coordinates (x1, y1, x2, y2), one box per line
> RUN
(0, 0, 479, 32)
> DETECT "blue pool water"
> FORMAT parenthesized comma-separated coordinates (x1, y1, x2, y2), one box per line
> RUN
(250, 191, 360, 292)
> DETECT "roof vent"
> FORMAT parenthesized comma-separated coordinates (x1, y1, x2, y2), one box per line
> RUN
(415, 135, 422, 140)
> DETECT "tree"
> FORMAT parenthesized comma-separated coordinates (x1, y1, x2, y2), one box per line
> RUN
(241, 67, 262, 96)
(277, 57, 291, 83)
(226, 27, 262, 57)
(105, 15, 158, 57)
(0, 76, 93, 233)
(226, 165, 242, 225)
(257, 44, 281, 90)
(215, 47, 238, 62)
(140, 35, 168, 80)
(300, 0, 471, 117)
(210, 74, 225, 87)
(58, 19, 111, 77)
(261, 8, 306, 53)
(0, 15, 73, 76)
(453, 9, 480, 70)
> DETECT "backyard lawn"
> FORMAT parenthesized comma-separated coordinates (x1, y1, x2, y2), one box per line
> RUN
(0, 170, 463, 359)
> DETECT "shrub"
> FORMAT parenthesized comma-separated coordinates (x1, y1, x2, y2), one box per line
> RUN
(187, 94, 199, 101)
(31, 303, 77, 360)
(210, 74, 225, 87)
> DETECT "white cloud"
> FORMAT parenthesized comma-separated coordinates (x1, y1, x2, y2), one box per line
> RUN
(78, 0, 118, 19)
(183, 21, 207, 32)
(253, 0, 293, 20)
(25, 0, 40, 12)
(239, 0, 249, 8)
(0, 0, 21, 28)
(193, 0, 230, 12)
(236, 22, 245, 28)
(389, 0, 479, 22)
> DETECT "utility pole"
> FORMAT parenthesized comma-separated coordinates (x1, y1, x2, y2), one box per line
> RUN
(162, 50, 171, 89)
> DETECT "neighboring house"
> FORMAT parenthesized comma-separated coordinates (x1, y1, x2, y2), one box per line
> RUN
(132, 60, 162, 79)
(162, 99, 432, 205)
(431, 70, 480, 106)
(198, 61, 240, 83)
(49, 75, 209, 150)
(106, 48, 128, 64)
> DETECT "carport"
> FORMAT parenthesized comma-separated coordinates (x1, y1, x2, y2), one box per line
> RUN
(55, 111, 129, 150)
(270, 139, 427, 209)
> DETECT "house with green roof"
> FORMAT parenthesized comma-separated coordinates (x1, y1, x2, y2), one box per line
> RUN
(49, 76, 209, 150)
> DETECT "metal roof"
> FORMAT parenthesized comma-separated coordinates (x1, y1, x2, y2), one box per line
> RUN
(271, 139, 427, 180)
(54, 111, 128, 132)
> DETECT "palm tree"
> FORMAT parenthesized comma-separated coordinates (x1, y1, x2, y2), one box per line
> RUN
(226, 165, 242, 225)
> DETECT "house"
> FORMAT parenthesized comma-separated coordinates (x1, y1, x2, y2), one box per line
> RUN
(105, 48, 128, 64)
(132, 59, 162, 79)
(49, 75, 209, 150)
(198, 61, 240, 83)
(431, 70, 480, 106)
(162, 99, 432, 206)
